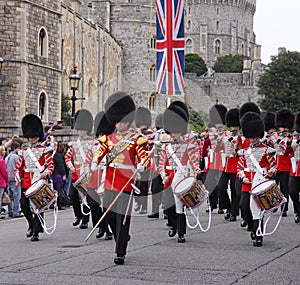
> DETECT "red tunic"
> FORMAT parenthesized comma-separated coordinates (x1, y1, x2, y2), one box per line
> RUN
(93, 131, 149, 192)
(14, 143, 54, 189)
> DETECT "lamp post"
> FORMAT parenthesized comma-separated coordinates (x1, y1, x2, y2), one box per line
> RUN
(69, 66, 81, 129)
(0, 57, 3, 75)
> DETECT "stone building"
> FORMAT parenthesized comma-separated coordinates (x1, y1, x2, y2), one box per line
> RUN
(0, 0, 263, 137)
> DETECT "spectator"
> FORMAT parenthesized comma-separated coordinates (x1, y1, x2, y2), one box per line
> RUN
(53, 120, 63, 130)
(42, 125, 54, 142)
(5, 141, 23, 218)
(0, 146, 9, 219)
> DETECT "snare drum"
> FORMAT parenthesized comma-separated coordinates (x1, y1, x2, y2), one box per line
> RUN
(25, 179, 56, 212)
(173, 176, 208, 208)
(250, 180, 285, 212)
(73, 173, 89, 196)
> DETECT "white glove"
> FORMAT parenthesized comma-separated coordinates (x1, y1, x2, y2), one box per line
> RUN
(90, 162, 98, 172)
(137, 163, 145, 172)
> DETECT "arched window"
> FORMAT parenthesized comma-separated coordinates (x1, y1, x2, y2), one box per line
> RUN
(187, 20, 191, 30)
(38, 27, 48, 57)
(216, 7, 219, 15)
(241, 43, 245, 54)
(215, 39, 221, 54)
(149, 92, 157, 111)
(150, 36, 156, 49)
(216, 21, 219, 31)
(38, 91, 48, 121)
(88, 78, 93, 97)
(186, 39, 193, 54)
(150, 64, 156, 82)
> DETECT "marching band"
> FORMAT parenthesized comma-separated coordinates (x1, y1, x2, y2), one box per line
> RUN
(11, 93, 300, 264)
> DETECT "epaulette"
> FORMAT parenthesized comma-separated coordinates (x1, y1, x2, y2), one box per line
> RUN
(137, 136, 148, 146)
(98, 135, 107, 143)
(67, 141, 73, 147)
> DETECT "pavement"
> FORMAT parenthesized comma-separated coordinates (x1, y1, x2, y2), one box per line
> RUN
(0, 199, 299, 285)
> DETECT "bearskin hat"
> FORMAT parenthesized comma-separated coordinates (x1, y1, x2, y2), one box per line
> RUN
(169, 101, 189, 120)
(94, 111, 115, 137)
(239, 102, 261, 119)
(209, 104, 227, 126)
(225, 108, 240, 128)
(135, 107, 152, 128)
(295, 113, 300, 133)
(105, 92, 136, 125)
(21, 114, 44, 142)
(275, 108, 295, 130)
(241, 112, 265, 139)
(74, 109, 93, 134)
(163, 105, 188, 135)
(263, 112, 276, 132)
(155, 114, 163, 130)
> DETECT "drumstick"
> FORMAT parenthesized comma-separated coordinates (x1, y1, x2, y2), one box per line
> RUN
(84, 145, 156, 242)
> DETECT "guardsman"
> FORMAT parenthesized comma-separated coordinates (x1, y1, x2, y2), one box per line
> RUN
(65, 109, 94, 229)
(15, 114, 54, 241)
(92, 92, 149, 265)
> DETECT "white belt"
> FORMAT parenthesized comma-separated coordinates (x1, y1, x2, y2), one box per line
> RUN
(244, 168, 256, 172)
(166, 166, 176, 170)
(109, 163, 135, 170)
(24, 168, 37, 173)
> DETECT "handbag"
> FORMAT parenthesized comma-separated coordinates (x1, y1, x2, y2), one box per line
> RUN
(2, 190, 11, 206)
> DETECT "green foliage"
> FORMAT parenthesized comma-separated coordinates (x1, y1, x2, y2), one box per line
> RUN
(188, 109, 208, 133)
(185, 53, 207, 76)
(213, 54, 249, 73)
(61, 93, 71, 126)
(257, 50, 300, 113)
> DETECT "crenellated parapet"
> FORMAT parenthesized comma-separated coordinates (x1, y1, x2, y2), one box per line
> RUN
(187, 0, 256, 15)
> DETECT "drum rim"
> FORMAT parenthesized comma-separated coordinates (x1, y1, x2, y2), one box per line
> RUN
(250, 179, 276, 195)
(173, 176, 196, 194)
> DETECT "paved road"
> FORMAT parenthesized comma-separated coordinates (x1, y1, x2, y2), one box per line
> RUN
(0, 200, 299, 285)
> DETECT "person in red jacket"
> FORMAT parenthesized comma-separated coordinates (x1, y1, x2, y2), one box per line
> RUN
(65, 109, 94, 229)
(0, 145, 9, 219)
(14, 114, 54, 241)
(237, 112, 277, 246)
(92, 92, 149, 265)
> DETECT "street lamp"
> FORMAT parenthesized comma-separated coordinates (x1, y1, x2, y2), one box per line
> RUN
(0, 57, 4, 75)
(69, 66, 81, 129)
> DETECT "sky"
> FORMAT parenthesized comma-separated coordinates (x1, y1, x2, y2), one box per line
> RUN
(254, 0, 300, 64)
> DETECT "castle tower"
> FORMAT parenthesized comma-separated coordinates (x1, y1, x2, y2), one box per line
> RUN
(185, 0, 257, 67)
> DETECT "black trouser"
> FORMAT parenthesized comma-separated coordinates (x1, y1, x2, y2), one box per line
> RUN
(276, 171, 290, 212)
(150, 174, 163, 214)
(204, 169, 221, 209)
(20, 188, 44, 234)
(218, 172, 239, 216)
(135, 169, 150, 211)
(103, 190, 132, 256)
(69, 181, 89, 223)
(240, 191, 253, 229)
(161, 187, 176, 229)
(289, 176, 300, 215)
(235, 178, 245, 219)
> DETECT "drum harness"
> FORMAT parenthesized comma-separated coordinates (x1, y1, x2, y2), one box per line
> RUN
(246, 147, 286, 237)
(166, 143, 211, 232)
(26, 147, 58, 235)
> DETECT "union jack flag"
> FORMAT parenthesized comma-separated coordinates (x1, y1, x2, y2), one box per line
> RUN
(156, 0, 185, 96)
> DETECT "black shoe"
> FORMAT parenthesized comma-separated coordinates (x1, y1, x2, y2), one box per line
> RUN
(206, 206, 217, 213)
(139, 209, 147, 215)
(73, 217, 81, 227)
(218, 209, 224, 214)
(134, 203, 141, 212)
(96, 228, 105, 239)
(164, 214, 168, 219)
(168, 227, 176, 237)
(224, 211, 230, 220)
(229, 215, 237, 222)
(79, 222, 88, 229)
(178, 234, 185, 243)
(294, 215, 300, 223)
(282, 211, 287, 217)
(114, 255, 125, 265)
(250, 232, 256, 240)
(147, 213, 159, 219)
(240, 219, 247, 228)
(253, 237, 263, 247)
(31, 233, 39, 242)
(26, 228, 33, 238)
(105, 232, 113, 240)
